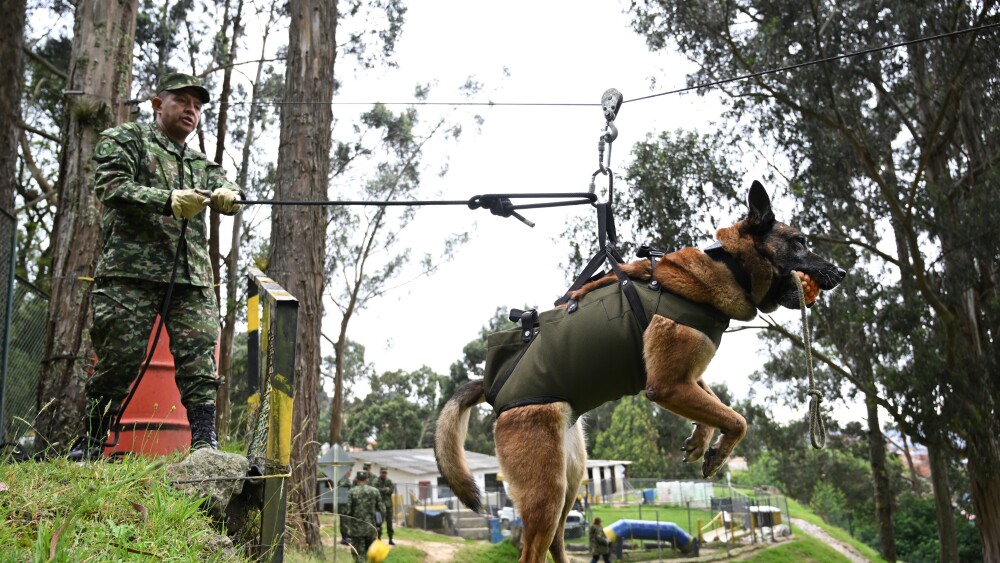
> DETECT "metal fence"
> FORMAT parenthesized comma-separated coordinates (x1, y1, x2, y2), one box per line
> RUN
(0, 209, 49, 453)
(322, 477, 791, 549)
(0, 276, 48, 448)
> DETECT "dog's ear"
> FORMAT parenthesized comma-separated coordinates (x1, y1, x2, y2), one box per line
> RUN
(746, 180, 775, 231)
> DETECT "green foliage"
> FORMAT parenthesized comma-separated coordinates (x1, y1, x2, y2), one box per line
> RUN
(623, 130, 743, 251)
(809, 482, 848, 530)
(733, 451, 785, 492)
(343, 366, 447, 450)
(593, 395, 667, 477)
(892, 493, 983, 563)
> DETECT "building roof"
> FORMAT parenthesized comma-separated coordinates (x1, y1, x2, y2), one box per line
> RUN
(348, 448, 500, 476)
(586, 459, 632, 468)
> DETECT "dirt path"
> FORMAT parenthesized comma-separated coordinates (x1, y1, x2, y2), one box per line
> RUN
(390, 538, 462, 563)
(791, 518, 868, 563)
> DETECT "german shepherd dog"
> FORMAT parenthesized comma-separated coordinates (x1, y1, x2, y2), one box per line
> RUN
(435, 181, 845, 563)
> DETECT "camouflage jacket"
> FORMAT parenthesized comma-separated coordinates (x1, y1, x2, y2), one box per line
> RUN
(589, 523, 611, 555)
(336, 476, 352, 504)
(346, 484, 384, 537)
(374, 476, 395, 504)
(92, 122, 240, 286)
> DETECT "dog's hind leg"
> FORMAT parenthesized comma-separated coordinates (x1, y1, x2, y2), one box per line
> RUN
(495, 402, 574, 563)
(644, 317, 747, 478)
(683, 379, 722, 462)
(548, 418, 587, 563)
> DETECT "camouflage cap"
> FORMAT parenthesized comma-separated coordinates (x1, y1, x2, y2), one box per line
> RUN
(156, 72, 210, 103)
(355, 471, 370, 481)
(362, 462, 372, 469)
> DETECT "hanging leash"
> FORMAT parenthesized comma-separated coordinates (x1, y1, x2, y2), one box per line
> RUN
(792, 271, 826, 449)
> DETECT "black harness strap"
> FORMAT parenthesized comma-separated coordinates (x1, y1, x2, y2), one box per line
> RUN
(555, 202, 650, 330)
(703, 241, 753, 296)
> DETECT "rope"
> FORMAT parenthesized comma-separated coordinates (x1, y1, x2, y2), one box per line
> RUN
(792, 272, 826, 449)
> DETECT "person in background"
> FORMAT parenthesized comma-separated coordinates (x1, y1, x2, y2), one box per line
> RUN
(374, 467, 396, 545)
(588, 517, 612, 563)
(345, 471, 384, 563)
(70, 73, 241, 461)
(353, 462, 372, 485)
(336, 468, 353, 545)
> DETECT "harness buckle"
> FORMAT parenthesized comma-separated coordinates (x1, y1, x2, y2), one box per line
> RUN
(508, 308, 539, 343)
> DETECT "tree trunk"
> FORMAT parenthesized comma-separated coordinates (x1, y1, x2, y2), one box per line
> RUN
(212, 0, 243, 443)
(36, 0, 138, 451)
(927, 439, 959, 563)
(0, 0, 25, 215)
(220, 0, 275, 444)
(330, 321, 349, 444)
(967, 432, 1000, 562)
(269, 0, 336, 550)
(865, 394, 897, 561)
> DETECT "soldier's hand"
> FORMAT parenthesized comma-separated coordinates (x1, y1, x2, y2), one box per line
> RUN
(170, 189, 210, 220)
(210, 187, 241, 214)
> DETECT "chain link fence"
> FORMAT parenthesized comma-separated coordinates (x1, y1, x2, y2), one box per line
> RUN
(0, 210, 49, 454)
(326, 477, 791, 548)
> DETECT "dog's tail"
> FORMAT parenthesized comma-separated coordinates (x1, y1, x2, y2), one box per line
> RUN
(434, 379, 487, 513)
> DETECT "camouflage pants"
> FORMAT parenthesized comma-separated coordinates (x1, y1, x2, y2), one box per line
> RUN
(88, 277, 219, 415)
(348, 532, 374, 563)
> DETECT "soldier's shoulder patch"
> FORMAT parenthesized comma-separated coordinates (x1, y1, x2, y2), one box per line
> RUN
(94, 138, 118, 159)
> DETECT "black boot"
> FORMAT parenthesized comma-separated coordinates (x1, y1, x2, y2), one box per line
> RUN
(188, 404, 218, 450)
(68, 411, 113, 461)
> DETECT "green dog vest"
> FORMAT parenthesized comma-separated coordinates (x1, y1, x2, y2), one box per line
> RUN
(484, 282, 730, 421)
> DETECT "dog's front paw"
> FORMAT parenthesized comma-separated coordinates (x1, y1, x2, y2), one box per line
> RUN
(682, 424, 713, 462)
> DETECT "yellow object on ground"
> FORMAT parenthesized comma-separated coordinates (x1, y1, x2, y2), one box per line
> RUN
(367, 539, 391, 562)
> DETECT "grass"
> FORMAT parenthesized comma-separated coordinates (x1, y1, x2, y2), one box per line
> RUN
(1, 455, 880, 563)
(742, 533, 853, 562)
(785, 497, 886, 563)
(0, 453, 247, 562)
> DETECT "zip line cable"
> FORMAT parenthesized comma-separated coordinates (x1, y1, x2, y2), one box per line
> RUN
(204, 21, 1000, 109)
(625, 20, 1000, 105)
(232, 20, 999, 212)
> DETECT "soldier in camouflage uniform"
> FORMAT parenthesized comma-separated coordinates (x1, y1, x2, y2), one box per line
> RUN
(346, 471, 385, 563)
(336, 468, 353, 545)
(374, 467, 396, 544)
(353, 462, 372, 486)
(70, 73, 242, 460)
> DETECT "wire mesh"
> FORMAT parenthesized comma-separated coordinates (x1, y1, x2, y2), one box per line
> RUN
(0, 277, 49, 445)
(0, 209, 49, 449)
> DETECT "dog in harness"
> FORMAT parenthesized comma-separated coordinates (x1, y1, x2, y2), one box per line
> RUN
(484, 270, 731, 423)
(435, 181, 846, 563)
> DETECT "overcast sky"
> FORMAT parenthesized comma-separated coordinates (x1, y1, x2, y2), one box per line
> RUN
(234, 0, 864, 425)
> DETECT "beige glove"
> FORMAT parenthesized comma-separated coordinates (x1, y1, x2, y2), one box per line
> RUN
(170, 189, 210, 220)
(210, 187, 242, 214)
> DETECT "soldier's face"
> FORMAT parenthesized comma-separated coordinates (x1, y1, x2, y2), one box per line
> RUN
(153, 90, 203, 144)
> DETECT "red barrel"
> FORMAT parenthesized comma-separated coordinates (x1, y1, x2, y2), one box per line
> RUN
(101, 317, 212, 458)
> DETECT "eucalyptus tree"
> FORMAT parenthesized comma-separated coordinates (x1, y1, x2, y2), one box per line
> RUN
(0, 0, 26, 215)
(268, 0, 336, 549)
(628, 1, 1000, 559)
(36, 0, 138, 451)
(324, 98, 472, 446)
